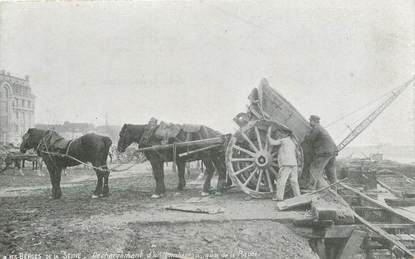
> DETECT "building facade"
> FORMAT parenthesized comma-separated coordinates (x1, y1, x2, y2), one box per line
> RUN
(0, 70, 36, 145)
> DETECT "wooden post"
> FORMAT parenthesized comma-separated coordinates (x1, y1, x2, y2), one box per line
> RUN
(316, 239, 326, 259)
(338, 229, 367, 259)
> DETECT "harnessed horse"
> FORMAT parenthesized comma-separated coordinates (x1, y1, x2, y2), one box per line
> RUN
(20, 128, 112, 199)
(117, 122, 228, 198)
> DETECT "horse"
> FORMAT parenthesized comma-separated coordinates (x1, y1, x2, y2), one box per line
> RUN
(117, 122, 228, 198)
(19, 128, 112, 199)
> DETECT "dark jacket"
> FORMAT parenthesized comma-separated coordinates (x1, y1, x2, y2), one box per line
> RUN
(306, 124, 337, 156)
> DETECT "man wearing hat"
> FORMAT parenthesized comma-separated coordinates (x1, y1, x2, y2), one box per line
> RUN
(267, 128, 301, 201)
(306, 115, 338, 189)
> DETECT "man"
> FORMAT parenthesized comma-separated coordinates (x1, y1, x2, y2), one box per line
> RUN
(306, 115, 338, 189)
(267, 129, 301, 201)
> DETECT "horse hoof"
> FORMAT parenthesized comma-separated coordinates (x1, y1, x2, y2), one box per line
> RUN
(201, 192, 210, 197)
(91, 194, 99, 199)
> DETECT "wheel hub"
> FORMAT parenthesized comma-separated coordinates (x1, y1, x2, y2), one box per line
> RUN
(254, 150, 272, 168)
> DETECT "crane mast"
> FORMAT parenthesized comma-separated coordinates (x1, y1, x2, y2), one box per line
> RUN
(337, 75, 415, 152)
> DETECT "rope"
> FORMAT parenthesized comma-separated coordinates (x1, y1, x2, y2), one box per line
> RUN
(38, 150, 141, 173)
(324, 88, 393, 128)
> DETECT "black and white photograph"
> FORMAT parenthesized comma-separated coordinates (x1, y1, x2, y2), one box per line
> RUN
(0, 1, 414, 258)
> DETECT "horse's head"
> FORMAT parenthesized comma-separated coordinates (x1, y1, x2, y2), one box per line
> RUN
(20, 128, 43, 153)
(117, 124, 146, 153)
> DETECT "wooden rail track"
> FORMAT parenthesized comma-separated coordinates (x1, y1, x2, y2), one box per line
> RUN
(337, 182, 415, 258)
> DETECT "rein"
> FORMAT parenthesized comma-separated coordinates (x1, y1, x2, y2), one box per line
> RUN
(35, 133, 140, 173)
(38, 150, 139, 173)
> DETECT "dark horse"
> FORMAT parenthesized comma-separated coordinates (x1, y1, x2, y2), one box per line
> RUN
(117, 123, 227, 198)
(20, 128, 112, 199)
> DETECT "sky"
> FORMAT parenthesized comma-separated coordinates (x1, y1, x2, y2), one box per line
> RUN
(0, 0, 414, 147)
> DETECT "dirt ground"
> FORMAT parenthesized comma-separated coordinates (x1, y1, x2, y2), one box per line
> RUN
(0, 163, 318, 259)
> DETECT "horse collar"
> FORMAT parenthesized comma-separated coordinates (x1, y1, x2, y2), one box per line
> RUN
(139, 124, 158, 146)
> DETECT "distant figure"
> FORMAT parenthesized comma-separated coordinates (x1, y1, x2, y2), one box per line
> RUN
(306, 115, 338, 189)
(267, 129, 301, 201)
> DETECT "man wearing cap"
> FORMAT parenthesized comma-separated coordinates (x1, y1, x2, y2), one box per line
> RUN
(306, 115, 338, 189)
(267, 129, 301, 201)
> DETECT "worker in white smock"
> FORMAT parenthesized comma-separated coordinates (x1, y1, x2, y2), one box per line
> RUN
(267, 129, 301, 201)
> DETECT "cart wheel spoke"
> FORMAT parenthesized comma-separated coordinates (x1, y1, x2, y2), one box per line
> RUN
(265, 169, 274, 193)
(226, 119, 303, 199)
(241, 132, 259, 152)
(265, 135, 269, 151)
(254, 126, 263, 150)
(231, 157, 255, 162)
(255, 169, 264, 191)
(234, 163, 255, 176)
(243, 168, 258, 187)
(233, 144, 256, 157)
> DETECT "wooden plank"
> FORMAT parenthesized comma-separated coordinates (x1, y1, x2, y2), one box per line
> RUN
(311, 190, 355, 224)
(277, 178, 348, 211)
(338, 229, 367, 259)
(353, 212, 414, 258)
(353, 206, 384, 212)
(277, 193, 316, 211)
(257, 79, 311, 142)
(374, 224, 415, 229)
(339, 183, 415, 224)
(385, 198, 415, 208)
(325, 225, 415, 239)
(178, 144, 222, 158)
(136, 137, 225, 152)
(396, 234, 415, 241)
(165, 204, 224, 214)
(325, 225, 356, 239)
(376, 179, 403, 198)
(293, 218, 333, 228)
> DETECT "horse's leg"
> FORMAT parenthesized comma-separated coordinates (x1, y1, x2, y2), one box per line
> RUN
(43, 160, 59, 199)
(92, 168, 104, 199)
(102, 165, 110, 197)
(176, 161, 186, 191)
(212, 157, 227, 195)
(150, 160, 165, 198)
(55, 167, 62, 199)
(201, 160, 215, 196)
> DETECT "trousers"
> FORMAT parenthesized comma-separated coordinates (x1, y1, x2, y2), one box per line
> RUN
(309, 155, 337, 189)
(274, 166, 301, 201)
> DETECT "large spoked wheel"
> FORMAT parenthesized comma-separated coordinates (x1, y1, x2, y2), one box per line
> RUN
(226, 119, 304, 198)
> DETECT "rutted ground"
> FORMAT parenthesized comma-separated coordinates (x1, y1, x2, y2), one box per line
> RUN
(0, 164, 317, 259)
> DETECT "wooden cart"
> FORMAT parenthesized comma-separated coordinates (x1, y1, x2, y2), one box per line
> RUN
(0, 146, 40, 173)
(135, 78, 310, 198)
(226, 78, 310, 198)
